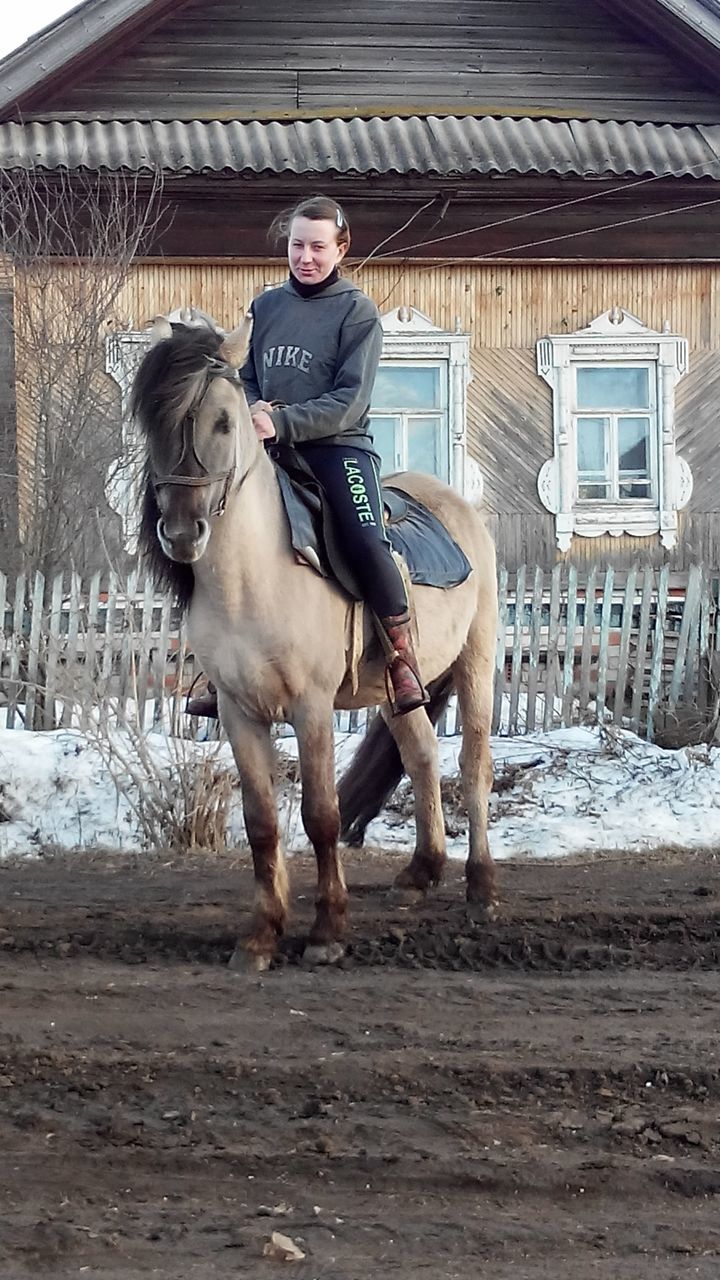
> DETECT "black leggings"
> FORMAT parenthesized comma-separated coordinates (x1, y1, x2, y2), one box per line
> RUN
(298, 443, 408, 618)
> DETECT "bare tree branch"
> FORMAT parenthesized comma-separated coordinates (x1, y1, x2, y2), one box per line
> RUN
(0, 168, 166, 579)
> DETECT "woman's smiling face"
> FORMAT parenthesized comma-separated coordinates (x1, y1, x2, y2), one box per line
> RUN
(288, 215, 347, 284)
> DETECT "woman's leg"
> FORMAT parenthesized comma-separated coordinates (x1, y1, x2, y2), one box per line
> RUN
(299, 444, 428, 713)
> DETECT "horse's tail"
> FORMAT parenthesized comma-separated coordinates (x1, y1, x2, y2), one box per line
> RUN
(338, 671, 455, 846)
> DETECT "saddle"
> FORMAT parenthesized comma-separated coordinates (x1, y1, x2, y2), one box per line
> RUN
(267, 442, 472, 600)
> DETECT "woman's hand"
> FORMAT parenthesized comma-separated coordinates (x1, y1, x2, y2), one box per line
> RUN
(251, 407, 276, 440)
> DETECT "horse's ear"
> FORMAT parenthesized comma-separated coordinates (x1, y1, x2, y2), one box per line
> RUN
(218, 312, 252, 368)
(147, 316, 173, 346)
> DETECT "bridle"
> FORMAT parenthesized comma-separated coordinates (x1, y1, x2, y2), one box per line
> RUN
(152, 357, 255, 518)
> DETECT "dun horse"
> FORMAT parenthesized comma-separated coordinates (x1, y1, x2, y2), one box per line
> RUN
(132, 316, 498, 971)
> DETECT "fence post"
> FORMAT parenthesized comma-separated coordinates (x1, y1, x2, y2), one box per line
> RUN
(543, 563, 563, 731)
(613, 566, 638, 724)
(647, 565, 669, 742)
(25, 571, 45, 732)
(595, 566, 615, 721)
(492, 566, 508, 734)
(578, 565, 598, 720)
(526, 566, 544, 733)
(561, 564, 578, 728)
(668, 563, 702, 710)
(44, 572, 65, 730)
(508, 564, 526, 735)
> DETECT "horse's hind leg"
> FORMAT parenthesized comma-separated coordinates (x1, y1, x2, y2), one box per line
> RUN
(384, 706, 446, 894)
(223, 711, 289, 972)
(453, 636, 498, 919)
(295, 705, 348, 964)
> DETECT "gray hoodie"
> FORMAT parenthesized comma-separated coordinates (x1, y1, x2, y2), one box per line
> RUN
(241, 278, 382, 450)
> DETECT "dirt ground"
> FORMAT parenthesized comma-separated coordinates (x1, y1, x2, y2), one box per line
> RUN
(0, 846, 719, 1279)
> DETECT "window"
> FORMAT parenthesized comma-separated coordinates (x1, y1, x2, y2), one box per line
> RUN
(375, 306, 477, 496)
(575, 364, 656, 502)
(537, 309, 692, 551)
(370, 361, 449, 481)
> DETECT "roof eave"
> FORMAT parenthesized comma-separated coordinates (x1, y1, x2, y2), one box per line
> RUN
(0, 0, 183, 117)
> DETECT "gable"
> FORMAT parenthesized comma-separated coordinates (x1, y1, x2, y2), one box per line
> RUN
(9, 0, 720, 126)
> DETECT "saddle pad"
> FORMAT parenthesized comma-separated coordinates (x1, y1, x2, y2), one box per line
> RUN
(383, 486, 472, 588)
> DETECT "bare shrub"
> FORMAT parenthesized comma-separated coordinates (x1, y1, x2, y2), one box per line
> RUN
(0, 168, 165, 578)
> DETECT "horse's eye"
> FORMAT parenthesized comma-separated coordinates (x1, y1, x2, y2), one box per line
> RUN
(215, 410, 231, 435)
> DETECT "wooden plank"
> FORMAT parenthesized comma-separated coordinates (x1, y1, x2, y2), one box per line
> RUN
(668, 563, 702, 708)
(100, 574, 119, 729)
(525, 566, 544, 733)
(116, 569, 138, 726)
(43, 573, 64, 731)
(578, 566, 597, 718)
(61, 571, 83, 729)
(508, 564, 526, 736)
(73, 573, 97, 732)
(647, 565, 670, 743)
(630, 567, 654, 733)
(666, 563, 700, 709)
(135, 570, 156, 731)
(492, 565, 509, 735)
(543, 563, 562, 732)
(595, 567, 614, 722)
(561, 563, 578, 728)
(153, 594, 174, 727)
(5, 574, 25, 731)
(613, 565, 637, 725)
(24, 573, 45, 733)
(697, 568, 712, 716)
(173, 616, 192, 738)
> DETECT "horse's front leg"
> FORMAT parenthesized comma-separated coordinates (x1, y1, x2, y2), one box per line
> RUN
(223, 708, 289, 972)
(294, 705, 348, 965)
(383, 705, 447, 895)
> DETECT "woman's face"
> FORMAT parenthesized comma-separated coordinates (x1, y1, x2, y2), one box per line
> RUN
(288, 216, 347, 284)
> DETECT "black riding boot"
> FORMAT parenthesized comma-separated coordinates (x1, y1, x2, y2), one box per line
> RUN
(186, 679, 219, 719)
(381, 612, 430, 716)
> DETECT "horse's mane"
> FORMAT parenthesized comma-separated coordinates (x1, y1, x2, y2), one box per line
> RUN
(132, 324, 225, 610)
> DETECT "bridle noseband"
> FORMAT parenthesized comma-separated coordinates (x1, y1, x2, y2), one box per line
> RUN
(152, 358, 250, 518)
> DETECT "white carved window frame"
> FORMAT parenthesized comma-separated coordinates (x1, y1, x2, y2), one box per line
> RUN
(379, 306, 479, 499)
(536, 308, 692, 551)
(105, 308, 218, 552)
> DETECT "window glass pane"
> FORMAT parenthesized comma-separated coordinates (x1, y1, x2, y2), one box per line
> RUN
(576, 416, 607, 474)
(369, 415, 400, 476)
(618, 416, 651, 498)
(372, 365, 441, 409)
(577, 417, 609, 500)
(577, 366, 650, 410)
(618, 417, 650, 476)
(408, 416, 444, 478)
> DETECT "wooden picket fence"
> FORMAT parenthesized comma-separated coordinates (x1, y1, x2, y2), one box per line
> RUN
(1, 564, 719, 741)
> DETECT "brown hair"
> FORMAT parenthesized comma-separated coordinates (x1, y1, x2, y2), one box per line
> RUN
(269, 195, 351, 251)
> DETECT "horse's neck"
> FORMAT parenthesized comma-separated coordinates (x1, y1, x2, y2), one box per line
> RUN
(193, 453, 290, 614)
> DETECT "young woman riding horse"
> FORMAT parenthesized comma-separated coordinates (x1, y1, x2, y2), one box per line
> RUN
(188, 195, 427, 719)
(132, 203, 498, 972)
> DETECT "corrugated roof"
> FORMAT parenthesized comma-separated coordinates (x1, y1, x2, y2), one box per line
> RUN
(1, 115, 719, 180)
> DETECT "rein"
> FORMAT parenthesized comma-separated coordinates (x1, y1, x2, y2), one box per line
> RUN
(152, 358, 254, 518)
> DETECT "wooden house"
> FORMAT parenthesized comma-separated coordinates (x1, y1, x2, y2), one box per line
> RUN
(2, 0, 720, 573)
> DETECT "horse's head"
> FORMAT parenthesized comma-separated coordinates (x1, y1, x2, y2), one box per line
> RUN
(132, 314, 253, 570)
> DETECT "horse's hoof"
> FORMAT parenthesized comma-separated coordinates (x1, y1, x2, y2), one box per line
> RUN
(465, 898, 499, 926)
(228, 947, 273, 974)
(303, 941, 345, 967)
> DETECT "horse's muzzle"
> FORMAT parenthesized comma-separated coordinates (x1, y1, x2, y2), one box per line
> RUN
(157, 515, 210, 563)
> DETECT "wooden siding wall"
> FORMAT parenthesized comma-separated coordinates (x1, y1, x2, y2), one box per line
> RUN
(36, 0, 720, 124)
(10, 259, 719, 573)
